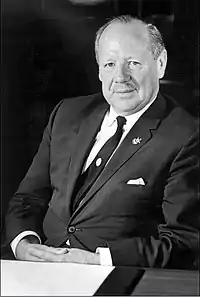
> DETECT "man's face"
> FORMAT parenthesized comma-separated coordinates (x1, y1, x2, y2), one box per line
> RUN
(98, 22, 167, 115)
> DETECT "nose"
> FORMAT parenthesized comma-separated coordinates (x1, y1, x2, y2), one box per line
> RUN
(114, 64, 130, 83)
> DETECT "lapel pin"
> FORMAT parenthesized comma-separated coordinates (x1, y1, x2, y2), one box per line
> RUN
(132, 137, 142, 145)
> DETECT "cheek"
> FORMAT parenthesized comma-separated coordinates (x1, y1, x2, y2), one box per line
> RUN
(100, 73, 113, 89)
(137, 70, 155, 89)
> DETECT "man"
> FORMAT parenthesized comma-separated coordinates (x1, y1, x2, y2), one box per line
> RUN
(5, 15, 199, 268)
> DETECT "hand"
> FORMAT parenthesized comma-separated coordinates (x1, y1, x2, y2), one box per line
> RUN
(16, 237, 68, 262)
(16, 238, 100, 265)
(54, 248, 101, 265)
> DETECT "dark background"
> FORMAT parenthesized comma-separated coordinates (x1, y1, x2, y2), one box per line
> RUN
(1, 0, 199, 236)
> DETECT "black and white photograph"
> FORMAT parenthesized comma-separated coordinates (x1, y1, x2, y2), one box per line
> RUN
(1, 0, 199, 295)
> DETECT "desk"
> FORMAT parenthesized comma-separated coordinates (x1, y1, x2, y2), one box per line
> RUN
(1, 260, 199, 296)
(132, 268, 199, 296)
(95, 266, 199, 296)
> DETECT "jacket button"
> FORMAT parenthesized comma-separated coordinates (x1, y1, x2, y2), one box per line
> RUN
(68, 226, 76, 233)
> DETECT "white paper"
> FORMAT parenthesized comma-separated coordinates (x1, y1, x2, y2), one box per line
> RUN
(1, 260, 114, 296)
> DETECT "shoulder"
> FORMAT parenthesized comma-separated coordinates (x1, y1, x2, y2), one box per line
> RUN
(55, 92, 105, 119)
(47, 92, 107, 132)
(161, 93, 198, 138)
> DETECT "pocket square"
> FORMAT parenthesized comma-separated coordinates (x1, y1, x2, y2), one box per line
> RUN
(127, 178, 146, 185)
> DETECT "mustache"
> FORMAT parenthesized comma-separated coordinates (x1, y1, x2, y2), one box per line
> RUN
(111, 82, 139, 92)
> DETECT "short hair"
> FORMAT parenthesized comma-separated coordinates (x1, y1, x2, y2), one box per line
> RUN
(95, 15, 166, 63)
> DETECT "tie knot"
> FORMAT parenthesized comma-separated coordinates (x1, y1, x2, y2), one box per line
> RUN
(116, 116, 126, 129)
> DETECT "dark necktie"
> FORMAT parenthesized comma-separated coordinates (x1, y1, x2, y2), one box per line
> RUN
(72, 116, 126, 211)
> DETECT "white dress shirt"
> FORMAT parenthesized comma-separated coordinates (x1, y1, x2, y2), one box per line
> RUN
(11, 97, 156, 265)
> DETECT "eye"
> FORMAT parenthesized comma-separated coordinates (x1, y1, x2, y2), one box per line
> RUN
(127, 61, 141, 68)
(104, 62, 115, 68)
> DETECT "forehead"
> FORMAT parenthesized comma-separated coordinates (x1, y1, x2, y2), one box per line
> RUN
(99, 21, 150, 58)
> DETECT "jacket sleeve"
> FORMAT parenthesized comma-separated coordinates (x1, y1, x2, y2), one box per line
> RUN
(108, 129, 199, 269)
(5, 100, 64, 244)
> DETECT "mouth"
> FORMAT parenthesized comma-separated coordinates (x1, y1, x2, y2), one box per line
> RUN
(114, 88, 136, 94)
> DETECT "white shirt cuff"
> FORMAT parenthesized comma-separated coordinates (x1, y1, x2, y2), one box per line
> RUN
(96, 247, 113, 266)
(11, 231, 41, 257)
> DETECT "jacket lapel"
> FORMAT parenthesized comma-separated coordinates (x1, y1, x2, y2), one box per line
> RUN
(73, 93, 166, 213)
(87, 117, 159, 197)
(66, 101, 109, 202)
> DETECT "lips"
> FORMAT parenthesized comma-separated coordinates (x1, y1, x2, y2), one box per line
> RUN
(114, 88, 135, 93)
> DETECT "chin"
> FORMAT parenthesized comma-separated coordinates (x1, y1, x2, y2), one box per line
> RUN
(114, 103, 138, 115)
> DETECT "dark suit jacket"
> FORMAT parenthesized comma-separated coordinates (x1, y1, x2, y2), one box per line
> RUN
(5, 92, 199, 268)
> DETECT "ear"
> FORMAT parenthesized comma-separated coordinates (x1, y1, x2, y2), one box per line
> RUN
(157, 49, 167, 79)
(98, 68, 102, 82)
